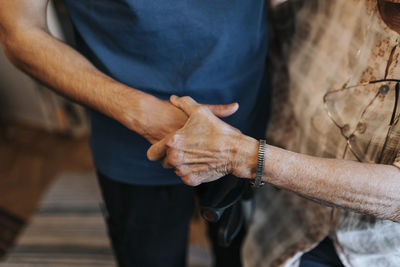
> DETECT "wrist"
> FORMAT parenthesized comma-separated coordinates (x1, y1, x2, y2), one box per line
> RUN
(117, 92, 187, 143)
(231, 135, 259, 179)
(114, 87, 159, 133)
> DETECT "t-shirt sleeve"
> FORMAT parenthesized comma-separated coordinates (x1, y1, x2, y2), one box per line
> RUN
(393, 151, 400, 169)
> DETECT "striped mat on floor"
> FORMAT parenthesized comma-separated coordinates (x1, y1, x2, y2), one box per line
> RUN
(0, 209, 25, 259)
(1, 172, 116, 267)
(0, 172, 212, 267)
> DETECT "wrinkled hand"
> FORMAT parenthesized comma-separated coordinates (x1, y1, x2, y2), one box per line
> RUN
(147, 95, 253, 186)
(133, 96, 240, 144)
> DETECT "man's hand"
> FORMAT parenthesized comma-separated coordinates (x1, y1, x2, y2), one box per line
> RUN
(147, 95, 258, 186)
(124, 95, 240, 144)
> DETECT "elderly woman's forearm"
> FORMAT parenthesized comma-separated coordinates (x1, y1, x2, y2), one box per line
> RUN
(236, 137, 400, 221)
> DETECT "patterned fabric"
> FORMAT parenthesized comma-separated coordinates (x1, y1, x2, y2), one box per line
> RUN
(394, 152, 400, 169)
(243, 1, 400, 266)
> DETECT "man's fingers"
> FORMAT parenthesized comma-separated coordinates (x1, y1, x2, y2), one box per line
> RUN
(170, 95, 201, 116)
(161, 158, 173, 169)
(171, 95, 239, 117)
(147, 138, 168, 161)
(206, 102, 239, 118)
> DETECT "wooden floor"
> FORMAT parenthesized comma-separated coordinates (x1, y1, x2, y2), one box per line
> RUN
(0, 124, 209, 261)
(0, 124, 93, 220)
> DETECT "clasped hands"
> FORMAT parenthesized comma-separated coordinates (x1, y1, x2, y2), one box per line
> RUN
(147, 95, 258, 186)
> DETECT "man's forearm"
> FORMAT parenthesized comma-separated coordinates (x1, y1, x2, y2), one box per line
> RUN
(1, 26, 239, 144)
(1, 27, 154, 133)
(237, 138, 400, 221)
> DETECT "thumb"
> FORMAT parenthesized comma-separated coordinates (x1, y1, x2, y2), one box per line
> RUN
(205, 102, 239, 118)
(147, 137, 168, 161)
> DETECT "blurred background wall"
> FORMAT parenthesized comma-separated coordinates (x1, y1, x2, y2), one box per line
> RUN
(0, 0, 88, 137)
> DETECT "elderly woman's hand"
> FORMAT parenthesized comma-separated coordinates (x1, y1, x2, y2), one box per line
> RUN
(147, 95, 258, 186)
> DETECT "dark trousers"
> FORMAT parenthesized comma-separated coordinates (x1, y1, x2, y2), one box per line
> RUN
(300, 237, 345, 267)
(97, 172, 245, 267)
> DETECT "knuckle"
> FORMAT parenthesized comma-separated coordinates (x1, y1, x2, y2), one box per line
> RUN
(181, 96, 193, 102)
(176, 166, 188, 176)
(198, 105, 210, 114)
(195, 104, 205, 110)
(175, 169, 183, 177)
(192, 106, 205, 115)
(166, 156, 177, 166)
(167, 134, 180, 147)
(187, 175, 199, 187)
(167, 150, 181, 165)
(181, 176, 191, 186)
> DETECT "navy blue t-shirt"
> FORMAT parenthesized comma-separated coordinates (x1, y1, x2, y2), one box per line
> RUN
(62, 0, 269, 185)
